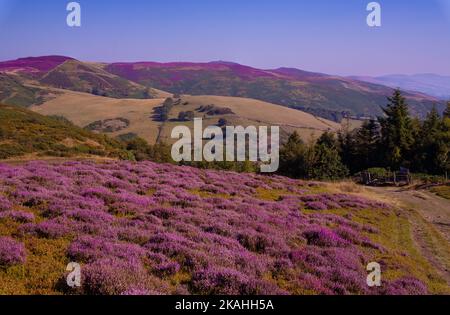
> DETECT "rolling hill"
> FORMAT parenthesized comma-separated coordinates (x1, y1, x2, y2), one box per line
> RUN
(30, 89, 340, 145)
(30, 89, 165, 144)
(39, 59, 155, 99)
(105, 61, 444, 119)
(0, 56, 167, 103)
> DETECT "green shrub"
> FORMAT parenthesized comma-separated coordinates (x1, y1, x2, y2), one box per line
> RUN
(0, 104, 130, 160)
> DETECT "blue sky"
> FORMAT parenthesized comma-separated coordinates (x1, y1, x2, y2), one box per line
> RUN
(0, 0, 450, 76)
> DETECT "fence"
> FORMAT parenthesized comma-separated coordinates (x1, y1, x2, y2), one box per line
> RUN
(358, 170, 412, 186)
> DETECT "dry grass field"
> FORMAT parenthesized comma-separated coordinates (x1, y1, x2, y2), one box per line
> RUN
(31, 91, 340, 145)
(179, 95, 340, 131)
(31, 90, 164, 144)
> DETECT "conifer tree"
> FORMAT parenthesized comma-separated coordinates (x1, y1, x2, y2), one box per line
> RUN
(378, 89, 414, 169)
(351, 119, 381, 172)
(310, 132, 349, 180)
(444, 101, 450, 119)
(414, 107, 443, 173)
(278, 131, 308, 178)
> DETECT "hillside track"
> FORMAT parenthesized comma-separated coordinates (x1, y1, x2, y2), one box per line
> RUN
(367, 187, 450, 284)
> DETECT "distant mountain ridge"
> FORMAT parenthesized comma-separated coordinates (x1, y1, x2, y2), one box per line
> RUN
(105, 60, 444, 118)
(0, 56, 445, 120)
(350, 73, 450, 100)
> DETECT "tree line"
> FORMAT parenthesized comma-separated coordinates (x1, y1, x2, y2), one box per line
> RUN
(122, 89, 449, 179)
(278, 90, 450, 180)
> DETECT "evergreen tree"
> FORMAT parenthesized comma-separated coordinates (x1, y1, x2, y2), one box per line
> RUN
(414, 107, 442, 173)
(278, 131, 309, 178)
(423, 107, 441, 134)
(352, 119, 381, 172)
(437, 103, 450, 174)
(311, 132, 348, 180)
(444, 101, 450, 119)
(310, 143, 349, 180)
(378, 89, 414, 169)
(337, 129, 356, 172)
(316, 131, 338, 149)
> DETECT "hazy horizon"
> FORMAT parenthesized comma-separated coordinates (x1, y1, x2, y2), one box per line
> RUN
(1, 0, 450, 76)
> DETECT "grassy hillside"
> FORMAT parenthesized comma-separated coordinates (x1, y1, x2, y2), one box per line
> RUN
(159, 95, 340, 143)
(106, 61, 443, 119)
(430, 185, 450, 200)
(31, 90, 340, 145)
(0, 104, 130, 160)
(31, 90, 165, 144)
(0, 73, 48, 107)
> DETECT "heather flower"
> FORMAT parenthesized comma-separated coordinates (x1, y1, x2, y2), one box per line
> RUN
(82, 258, 168, 295)
(0, 195, 12, 211)
(108, 201, 140, 217)
(334, 226, 364, 244)
(68, 236, 146, 263)
(0, 210, 35, 223)
(303, 227, 349, 247)
(190, 267, 253, 295)
(0, 237, 26, 267)
(153, 261, 181, 277)
(271, 258, 294, 277)
(0, 160, 427, 295)
(81, 187, 116, 204)
(67, 209, 115, 224)
(305, 201, 328, 211)
(149, 207, 177, 220)
(236, 231, 270, 253)
(381, 277, 428, 295)
(297, 273, 332, 294)
(20, 219, 71, 239)
(121, 288, 153, 295)
(116, 226, 153, 245)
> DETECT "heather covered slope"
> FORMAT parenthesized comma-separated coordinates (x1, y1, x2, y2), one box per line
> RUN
(105, 61, 443, 119)
(0, 56, 73, 76)
(0, 160, 448, 294)
(0, 104, 130, 160)
(39, 60, 154, 99)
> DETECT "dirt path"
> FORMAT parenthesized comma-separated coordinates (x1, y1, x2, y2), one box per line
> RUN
(367, 186, 450, 283)
(368, 187, 450, 242)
